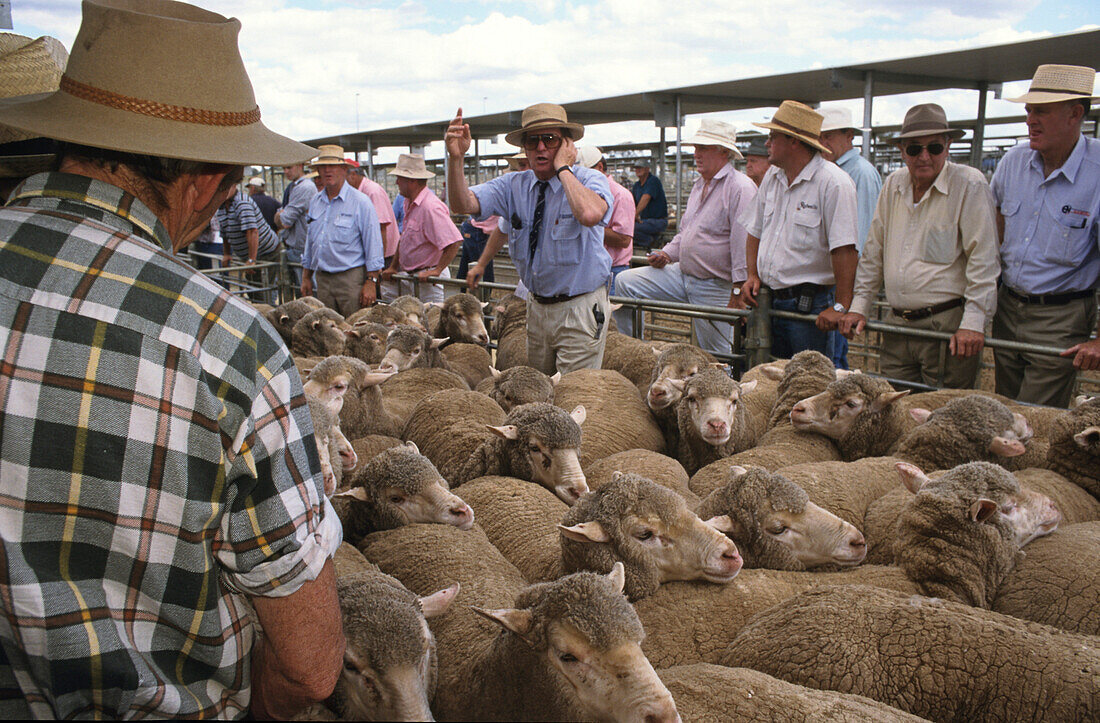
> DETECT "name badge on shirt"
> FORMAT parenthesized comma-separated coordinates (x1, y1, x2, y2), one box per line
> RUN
(1060, 205, 1089, 229)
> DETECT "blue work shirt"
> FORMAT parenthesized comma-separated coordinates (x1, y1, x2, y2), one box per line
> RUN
(277, 176, 317, 253)
(472, 166, 614, 297)
(992, 135, 1100, 295)
(836, 148, 883, 253)
(303, 181, 384, 274)
(393, 194, 406, 233)
(631, 174, 668, 219)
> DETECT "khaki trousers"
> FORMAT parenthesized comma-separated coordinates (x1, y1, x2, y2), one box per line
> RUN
(992, 287, 1096, 408)
(316, 266, 367, 318)
(526, 286, 609, 375)
(880, 305, 981, 389)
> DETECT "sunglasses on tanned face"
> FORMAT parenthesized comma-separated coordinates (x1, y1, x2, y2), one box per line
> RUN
(522, 133, 564, 151)
(904, 142, 946, 157)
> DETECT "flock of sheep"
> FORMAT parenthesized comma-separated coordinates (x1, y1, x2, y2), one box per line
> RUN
(256, 291, 1100, 722)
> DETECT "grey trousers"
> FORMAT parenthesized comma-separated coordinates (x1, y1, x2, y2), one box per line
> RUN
(526, 286, 610, 375)
(880, 305, 981, 389)
(316, 266, 367, 318)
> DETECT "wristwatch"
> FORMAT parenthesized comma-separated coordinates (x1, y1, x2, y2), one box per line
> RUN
(832, 302, 847, 314)
(555, 165, 572, 178)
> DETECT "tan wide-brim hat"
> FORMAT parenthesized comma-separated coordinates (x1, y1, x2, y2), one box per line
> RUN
(312, 144, 350, 166)
(1009, 64, 1097, 104)
(387, 153, 435, 179)
(895, 103, 965, 140)
(0, 0, 316, 166)
(504, 102, 584, 147)
(686, 118, 744, 160)
(0, 33, 68, 144)
(753, 101, 829, 154)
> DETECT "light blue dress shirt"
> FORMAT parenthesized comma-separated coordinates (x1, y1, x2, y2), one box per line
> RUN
(472, 166, 614, 297)
(992, 135, 1100, 295)
(303, 181, 384, 274)
(277, 176, 317, 253)
(836, 148, 883, 253)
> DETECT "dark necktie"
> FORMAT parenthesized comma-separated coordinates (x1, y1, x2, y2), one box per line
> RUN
(529, 180, 549, 258)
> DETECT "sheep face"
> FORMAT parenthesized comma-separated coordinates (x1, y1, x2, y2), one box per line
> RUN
(390, 295, 427, 330)
(491, 403, 589, 504)
(1001, 486, 1061, 547)
(681, 374, 755, 446)
(990, 411, 1034, 457)
(646, 345, 713, 411)
(378, 326, 446, 374)
(304, 356, 394, 415)
(436, 293, 490, 345)
(790, 379, 909, 442)
(487, 366, 556, 412)
(291, 308, 350, 357)
(1046, 397, 1100, 494)
(335, 573, 458, 721)
(473, 566, 680, 723)
(345, 321, 390, 364)
(759, 500, 866, 568)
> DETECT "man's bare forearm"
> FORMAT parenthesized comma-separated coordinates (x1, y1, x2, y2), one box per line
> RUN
(603, 227, 632, 249)
(559, 169, 608, 227)
(447, 158, 480, 215)
(830, 245, 858, 308)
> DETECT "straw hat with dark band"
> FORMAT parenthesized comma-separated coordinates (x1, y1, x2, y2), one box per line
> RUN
(312, 144, 350, 166)
(895, 103, 965, 141)
(504, 103, 584, 147)
(1008, 64, 1097, 105)
(0, 0, 315, 166)
(753, 101, 829, 154)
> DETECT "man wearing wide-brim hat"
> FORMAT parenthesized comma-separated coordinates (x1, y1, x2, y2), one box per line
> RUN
(737, 100, 859, 362)
(0, 1, 343, 719)
(445, 103, 615, 375)
(614, 118, 757, 356)
(990, 63, 1100, 407)
(301, 143, 384, 315)
(381, 153, 462, 304)
(840, 103, 1000, 389)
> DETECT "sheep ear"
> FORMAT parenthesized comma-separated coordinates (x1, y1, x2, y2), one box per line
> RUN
(895, 462, 930, 494)
(989, 436, 1027, 457)
(344, 328, 360, 339)
(761, 365, 785, 381)
(279, 313, 291, 325)
(334, 488, 370, 502)
(909, 408, 933, 424)
(481, 301, 492, 311)
(403, 440, 421, 454)
(703, 514, 735, 533)
(969, 498, 999, 523)
(610, 470, 624, 483)
(1074, 426, 1100, 448)
(739, 379, 758, 395)
(558, 521, 611, 543)
(362, 368, 396, 386)
(652, 347, 663, 358)
(550, 372, 562, 386)
(312, 319, 323, 330)
(609, 302, 623, 312)
(471, 606, 534, 639)
(835, 368, 862, 379)
(493, 305, 506, 314)
(1072, 394, 1092, 408)
(871, 390, 910, 412)
(489, 366, 502, 379)
(728, 465, 749, 479)
(487, 424, 520, 440)
(419, 583, 460, 618)
(570, 405, 587, 426)
(607, 561, 626, 593)
(430, 337, 449, 349)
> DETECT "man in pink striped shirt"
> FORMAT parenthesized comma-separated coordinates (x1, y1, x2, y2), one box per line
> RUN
(613, 119, 756, 355)
(578, 146, 635, 293)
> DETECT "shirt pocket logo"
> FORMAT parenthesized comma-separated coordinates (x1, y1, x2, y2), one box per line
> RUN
(1041, 197, 1090, 266)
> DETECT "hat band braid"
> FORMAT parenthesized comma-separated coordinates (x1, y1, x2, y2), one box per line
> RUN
(771, 117, 820, 140)
(60, 75, 261, 127)
(1028, 86, 1090, 97)
(903, 120, 950, 133)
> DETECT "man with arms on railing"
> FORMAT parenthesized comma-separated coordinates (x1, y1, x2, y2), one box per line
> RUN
(839, 104, 999, 388)
(276, 161, 316, 287)
(991, 64, 1100, 407)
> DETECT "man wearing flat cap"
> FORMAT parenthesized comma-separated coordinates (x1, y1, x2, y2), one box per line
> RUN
(0, 1, 343, 718)
(840, 103, 1000, 388)
(737, 100, 860, 362)
(614, 119, 757, 356)
(446, 104, 615, 375)
(991, 64, 1100, 407)
(382, 153, 462, 303)
(631, 159, 669, 248)
(742, 136, 771, 187)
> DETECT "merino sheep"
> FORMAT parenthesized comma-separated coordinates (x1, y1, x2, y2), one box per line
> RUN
(475, 366, 558, 412)
(439, 342, 493, 388)
(584, 449, 696, 504)
(346, 303, 405, 329)
(304, 355, 401, 439)
(266, 296, 325, 344)
(722, 585, 1100, 722)
(343, 321, 389, 365)
(893, 394, 1035, 472)
(457, 402, 590, 503)
(378, 367, 470, 431)
(645, 344, 719, 450)
(559, 472, 742, 601)
(432, 292, 490, 346)
(401, 388, 506, 483)
(489, 293, 528, 370)
(601, 331, 670, 392)
(766, 350, 842, 430)
(658, 664, 925, 723)
(291, 308, 349, 358)
(305, 395, 356, 497)
(348, 434, 402, 467)
(553, 368, 666, 465)
(675, 368, 757, 475)
(789, 374, 913, 460)
(377, 325, 451, 375)
(333, 442, 474, 545)
(1046, 395, 1100, 498)
(389, 295, 427, 329)
(695, 467, 867, 570)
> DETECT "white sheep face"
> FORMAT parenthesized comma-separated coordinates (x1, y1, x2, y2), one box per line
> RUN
(790, 390, 866, 438)
(685, 391, 739, 446)
(647, 361, 701, 411)
(379, 483, 475, 530)
(1000, 487, 1061, 547)
(758, 501, 867, 568)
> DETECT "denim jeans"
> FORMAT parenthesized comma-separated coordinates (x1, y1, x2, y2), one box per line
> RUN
(633, 218, 668, 247)
(770, 287, 835, 360)
(608, 265, 630, 295)
(458, 220, 494, 282)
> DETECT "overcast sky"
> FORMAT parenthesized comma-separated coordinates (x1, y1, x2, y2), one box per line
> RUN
(14, 0, 1100, 163)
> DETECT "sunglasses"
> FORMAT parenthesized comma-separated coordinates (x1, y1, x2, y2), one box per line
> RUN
(523, 133, 564, 150)
(904, 142, 946, 157)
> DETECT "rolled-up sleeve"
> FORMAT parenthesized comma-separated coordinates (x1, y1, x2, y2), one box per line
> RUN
(472, 175, 513, 222)
(580, 168, 615, 227)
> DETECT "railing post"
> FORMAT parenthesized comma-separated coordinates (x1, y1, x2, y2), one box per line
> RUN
(632, 301, 645, 340)
(744, 287, 772, 368)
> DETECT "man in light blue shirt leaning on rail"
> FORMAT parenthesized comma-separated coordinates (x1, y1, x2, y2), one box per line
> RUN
(446, 103, 614, 375)
(991, 63, 1100, 408)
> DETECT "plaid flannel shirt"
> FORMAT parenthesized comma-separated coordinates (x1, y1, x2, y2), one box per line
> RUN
(0, 173, 341, 719)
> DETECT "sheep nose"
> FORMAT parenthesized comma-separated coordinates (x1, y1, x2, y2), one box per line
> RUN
(450, 503, 471, 519)
(650, 388, 667, 399)
(707, 420, 727, 433)
(476, 332, 489, 345)
(849, 535, 866, 550)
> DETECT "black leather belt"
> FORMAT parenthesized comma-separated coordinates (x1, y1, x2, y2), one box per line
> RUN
(891, 297, 964, 322)
(769, 283, 830, 301)
(531, 291, 584, 304)
(1002, 286, 1096, 306)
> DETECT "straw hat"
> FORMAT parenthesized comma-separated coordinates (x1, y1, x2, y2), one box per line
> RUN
(686, 119, 744, 159)
(504, 102, 584, 147)
(312, 144, 349, 166)
(505, 151, 528, 171)
(1008, 64, 1097, 104)
(818, 107, 868, 133)
(0, 0, 315, 166)
(753, 101, 829, 154)
(388, 153, 435, 179)
(895, 103, 965, 141)
(0, 33, 67, 144)
(576, 145, 603, 169)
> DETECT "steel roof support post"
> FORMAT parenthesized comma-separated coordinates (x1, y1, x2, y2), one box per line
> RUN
(675, 95, 683, 230)
(970, 81, 989, 169)
(659, 127, 666, 180)
(366, 138, 374, 179)
(474, 138, 481, 185)
(861, 71, 874, 161)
